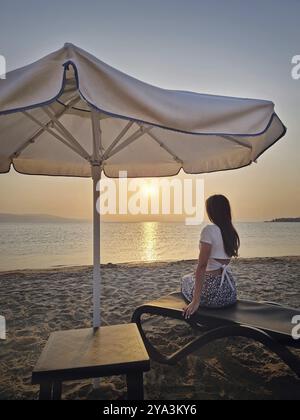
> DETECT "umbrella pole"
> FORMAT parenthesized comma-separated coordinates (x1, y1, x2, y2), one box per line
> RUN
(92, 164, 101, 329)
(90, 108, 103, 329)
(92, 166, 101, 391)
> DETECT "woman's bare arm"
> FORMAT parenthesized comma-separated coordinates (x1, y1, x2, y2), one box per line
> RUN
(183, 242, 211, 319)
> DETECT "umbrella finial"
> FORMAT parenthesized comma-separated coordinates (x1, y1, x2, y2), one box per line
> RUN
(64, 42, 75, 49)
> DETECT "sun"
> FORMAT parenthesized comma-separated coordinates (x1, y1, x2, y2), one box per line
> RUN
(142, 183, 158, 198)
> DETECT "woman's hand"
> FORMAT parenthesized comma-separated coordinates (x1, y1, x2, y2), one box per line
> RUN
(183, 299, 200, 319)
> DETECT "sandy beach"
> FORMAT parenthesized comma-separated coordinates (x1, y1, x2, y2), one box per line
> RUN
(0, 256, 299, 400)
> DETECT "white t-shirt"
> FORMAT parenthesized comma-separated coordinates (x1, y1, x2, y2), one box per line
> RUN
(200, 224, 230, 271)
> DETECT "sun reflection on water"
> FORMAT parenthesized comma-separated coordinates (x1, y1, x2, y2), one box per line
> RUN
(142, 222, 158, 261)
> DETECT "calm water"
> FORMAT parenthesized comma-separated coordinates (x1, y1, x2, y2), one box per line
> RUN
(0, 222, 299, 271)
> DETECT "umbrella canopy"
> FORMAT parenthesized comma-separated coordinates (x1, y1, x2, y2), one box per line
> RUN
(0, 43, 286, 326)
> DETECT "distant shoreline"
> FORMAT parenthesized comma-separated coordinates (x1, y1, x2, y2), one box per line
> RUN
(265, 218, 300, 223)
(0, 213, 88, 224)
(0, 255, 299, 275)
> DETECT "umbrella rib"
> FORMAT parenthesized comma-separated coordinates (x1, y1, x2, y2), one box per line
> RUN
(11, 97, 81, 160)
(145, 130, 184, 164)
(22, 111, 90, 161)
(91, 109, 103, 161)
(43, 106, 91, 160)
(105, 125, 153, 160)
(11, 128, 50, 160)
(102, 121, 134, 161)
(220, 135, 252, 150)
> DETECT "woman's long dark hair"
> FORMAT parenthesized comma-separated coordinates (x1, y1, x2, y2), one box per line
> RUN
(206, 195, 240, 257)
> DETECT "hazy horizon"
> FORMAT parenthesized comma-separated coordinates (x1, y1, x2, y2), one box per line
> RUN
(0, 211, 299, 224)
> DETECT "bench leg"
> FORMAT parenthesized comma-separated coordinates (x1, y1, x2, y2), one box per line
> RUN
(52, 381, 62, 400)
(126, 372, 144, 400)
(39, 382, 53, 400)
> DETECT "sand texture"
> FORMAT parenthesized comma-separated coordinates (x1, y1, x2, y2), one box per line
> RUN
(0, 257, 299, 400)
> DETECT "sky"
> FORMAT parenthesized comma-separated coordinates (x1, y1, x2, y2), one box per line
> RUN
(0, 0, 299, 222)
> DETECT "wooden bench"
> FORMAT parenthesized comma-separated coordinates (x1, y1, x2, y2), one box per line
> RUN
(32, 324, 150, 400)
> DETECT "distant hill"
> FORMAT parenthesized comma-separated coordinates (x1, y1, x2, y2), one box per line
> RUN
(0, 213, 88, 223)
(266, 218, 300, 223)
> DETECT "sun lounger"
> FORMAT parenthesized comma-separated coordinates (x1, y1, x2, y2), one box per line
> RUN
(132, 292, 300, 378)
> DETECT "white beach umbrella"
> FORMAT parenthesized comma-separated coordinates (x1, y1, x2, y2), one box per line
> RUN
(0, 43, 286, 327)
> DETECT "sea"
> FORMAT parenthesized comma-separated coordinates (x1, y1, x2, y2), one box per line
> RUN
(0, 222, 299, 271)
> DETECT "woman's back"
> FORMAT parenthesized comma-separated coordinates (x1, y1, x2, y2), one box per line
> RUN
(200, 224, 230, 271)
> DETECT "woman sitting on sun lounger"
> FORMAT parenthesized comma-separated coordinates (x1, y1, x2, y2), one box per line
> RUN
(182, 195, 240, 318)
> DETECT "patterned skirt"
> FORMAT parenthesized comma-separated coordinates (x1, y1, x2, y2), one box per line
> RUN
(181, 271, 237, 309)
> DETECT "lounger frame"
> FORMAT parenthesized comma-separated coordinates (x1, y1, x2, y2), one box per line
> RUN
(132, 294, 300, 379)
